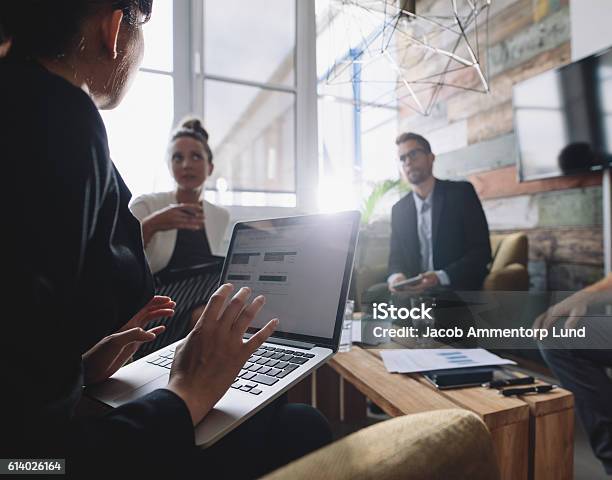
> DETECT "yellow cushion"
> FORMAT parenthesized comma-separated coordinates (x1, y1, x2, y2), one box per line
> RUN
(490, 232, 528, 272)
(261, 409, 499, 480)
(483, 263, 529, 291)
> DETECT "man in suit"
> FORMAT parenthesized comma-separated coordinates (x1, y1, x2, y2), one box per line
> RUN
(388, 132, 491, 294)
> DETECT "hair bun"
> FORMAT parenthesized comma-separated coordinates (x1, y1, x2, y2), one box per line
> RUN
(171, 116, 214, 164)
(181, 118, 209, 141)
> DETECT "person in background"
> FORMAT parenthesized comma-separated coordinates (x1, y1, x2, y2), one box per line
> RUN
(130, 119, 229, 351)
(387, 132, 491, 294)
(535, 274, 612, 475)
(130, 118, 229, 274)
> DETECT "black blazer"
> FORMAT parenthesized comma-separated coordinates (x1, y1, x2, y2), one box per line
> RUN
(388, 179, 491, 290)
(1, 58, 194, 475)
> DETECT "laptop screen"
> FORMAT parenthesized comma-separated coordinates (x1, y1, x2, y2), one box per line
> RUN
(220, 212, 360, 348)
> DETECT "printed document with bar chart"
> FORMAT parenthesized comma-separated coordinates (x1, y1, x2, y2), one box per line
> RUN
(380, 349, 516, 374)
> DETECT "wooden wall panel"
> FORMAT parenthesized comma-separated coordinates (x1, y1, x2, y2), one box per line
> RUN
(486, 0, 535, 46)
(421, 120, 468, 155)
(537, 187, 602, 227)
(434, 134, 517, 180)
(396, 63, 481, 117)
(481, 187, 602, 230)
(468, 101, 514, 144)
(483, 195, 540, 230)
(494, 227, 604, 265)
(447, 43, 571, 123)
(527, 227, 603, 266)
(488, 7, 570, 78)
(470, 166, 602, 200)
(460, 8, 571, 144)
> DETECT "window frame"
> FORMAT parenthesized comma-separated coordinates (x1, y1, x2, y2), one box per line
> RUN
(175, 0, 318, 213)
(100, 2, 178, 198)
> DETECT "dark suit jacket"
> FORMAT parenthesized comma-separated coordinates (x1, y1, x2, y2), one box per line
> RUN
(1, 58, 195, 476)
(388, 179, 491, 290)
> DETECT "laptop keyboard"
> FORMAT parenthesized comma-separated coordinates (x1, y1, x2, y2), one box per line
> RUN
(146, 344, 315, 396)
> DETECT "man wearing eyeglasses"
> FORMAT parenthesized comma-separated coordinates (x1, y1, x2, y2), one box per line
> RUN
(387, 132, 491, 295)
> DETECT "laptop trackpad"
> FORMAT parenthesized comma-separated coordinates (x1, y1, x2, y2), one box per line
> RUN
(195, 389, 252, 448)
(112, 373, 170, 406)
(86, 361, 169, 406)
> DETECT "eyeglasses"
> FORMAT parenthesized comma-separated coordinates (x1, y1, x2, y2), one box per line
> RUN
(399, 148, 428, 163)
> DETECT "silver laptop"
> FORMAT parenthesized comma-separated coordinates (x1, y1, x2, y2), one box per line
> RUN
(87, 211, 360, 448)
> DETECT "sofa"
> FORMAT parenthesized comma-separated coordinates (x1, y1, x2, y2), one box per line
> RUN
(261, 409, 500, 480)
(351, 230, 530, 308)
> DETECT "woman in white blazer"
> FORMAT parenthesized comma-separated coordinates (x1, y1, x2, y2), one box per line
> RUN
(130, 118, 230, 274)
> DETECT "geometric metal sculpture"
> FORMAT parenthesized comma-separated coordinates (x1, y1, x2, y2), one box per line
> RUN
(322, 0, 492, 116)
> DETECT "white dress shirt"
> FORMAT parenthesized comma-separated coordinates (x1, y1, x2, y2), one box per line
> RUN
(388, 183, 450, 287)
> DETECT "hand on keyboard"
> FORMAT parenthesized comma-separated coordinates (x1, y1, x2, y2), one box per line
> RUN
(149, 345, 315, 395)
(82, 296, 176, 385)
(165, 283, 278, 425)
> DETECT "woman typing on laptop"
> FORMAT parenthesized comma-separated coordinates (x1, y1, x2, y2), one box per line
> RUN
(0, 1, 329, 477)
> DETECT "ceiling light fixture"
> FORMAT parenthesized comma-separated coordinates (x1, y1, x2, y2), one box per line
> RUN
(323, 0, 492, 116)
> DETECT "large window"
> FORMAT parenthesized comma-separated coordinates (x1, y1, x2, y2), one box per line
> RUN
(101, 1, 316, 209)
(316, 0, 400, 214)
(101, 0, 175, 198)
(201, 0, 298, 207)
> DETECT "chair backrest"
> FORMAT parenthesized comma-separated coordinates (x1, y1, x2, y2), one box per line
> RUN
(489, 232, 528, 272)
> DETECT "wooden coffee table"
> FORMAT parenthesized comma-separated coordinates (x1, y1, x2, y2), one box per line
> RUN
(288, 346, 574, 480)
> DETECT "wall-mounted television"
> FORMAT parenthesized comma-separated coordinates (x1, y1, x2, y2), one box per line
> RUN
(513, 46, 612, 181)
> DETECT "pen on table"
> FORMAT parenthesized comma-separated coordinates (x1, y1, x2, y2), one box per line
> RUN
(499, 385, 558, 397)
(483, 376, 535, 389)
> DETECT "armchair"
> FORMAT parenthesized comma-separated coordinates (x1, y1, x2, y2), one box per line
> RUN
(261, 409, 500, 480)
(353, 231, 530, 307)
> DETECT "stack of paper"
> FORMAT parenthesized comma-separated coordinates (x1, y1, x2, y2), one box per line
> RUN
(380, 349, 516, 374)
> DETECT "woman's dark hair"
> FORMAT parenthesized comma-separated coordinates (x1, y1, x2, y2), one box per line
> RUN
(171, 117, 214, 164)
(0, 0, 153, 59)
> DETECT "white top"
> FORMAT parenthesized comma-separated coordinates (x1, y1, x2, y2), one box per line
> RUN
(129, 191, 230, 274)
